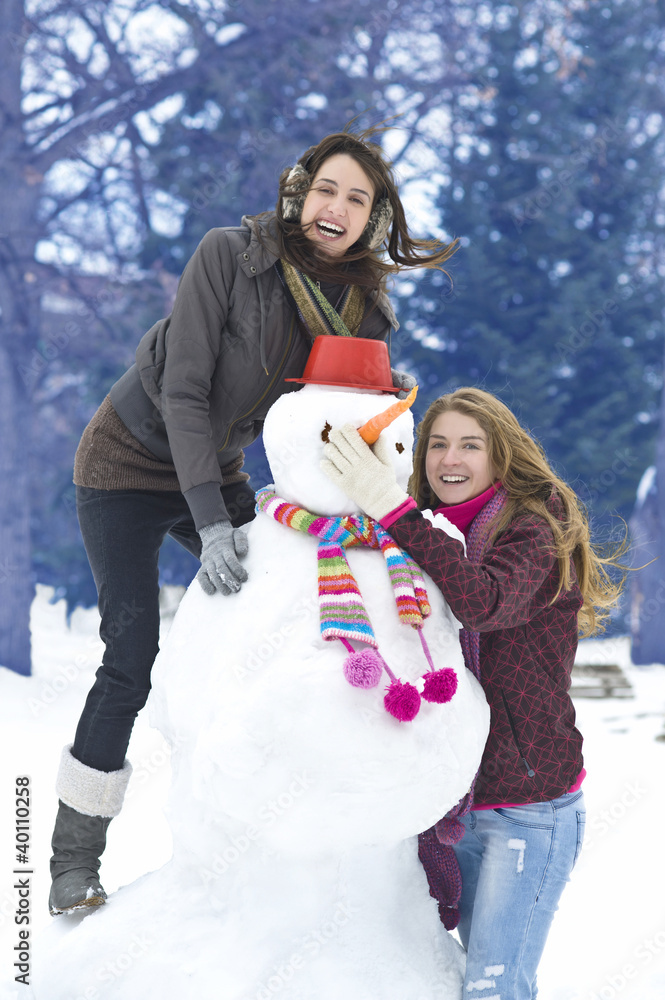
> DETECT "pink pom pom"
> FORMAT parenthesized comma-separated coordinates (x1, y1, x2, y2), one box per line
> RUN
(384, 680, 421, 722)
(422, 668, 458, 704)
(343, 649, 382, 688)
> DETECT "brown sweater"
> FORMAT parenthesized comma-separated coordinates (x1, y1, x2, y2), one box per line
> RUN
(74, 396, 247, 492)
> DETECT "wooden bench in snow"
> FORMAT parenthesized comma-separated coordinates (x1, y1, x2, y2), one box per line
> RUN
(570, 662, 633, 699)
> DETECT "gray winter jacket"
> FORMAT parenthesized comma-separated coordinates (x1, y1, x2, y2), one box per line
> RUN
(110, 214, 398, 530)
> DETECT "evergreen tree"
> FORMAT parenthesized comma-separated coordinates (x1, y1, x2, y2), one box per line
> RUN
(397, 0, 665, 538)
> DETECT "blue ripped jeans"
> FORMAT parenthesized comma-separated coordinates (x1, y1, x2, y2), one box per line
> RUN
(453, 791, 585, 1000)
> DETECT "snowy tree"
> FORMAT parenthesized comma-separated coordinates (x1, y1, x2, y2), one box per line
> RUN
(394, 0, 665, 529)
(0, 0, 404, 673)
(4, 0, 661, 672)
(0, 0, 467, 672)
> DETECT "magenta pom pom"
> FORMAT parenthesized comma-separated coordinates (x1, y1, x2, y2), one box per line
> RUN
(343, 649, 383, 688)
(384, 680, 421, 721)
(422, 668, 458, 704)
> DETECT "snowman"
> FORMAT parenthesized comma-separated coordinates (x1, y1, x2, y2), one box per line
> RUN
(33, 337, 489, 1000)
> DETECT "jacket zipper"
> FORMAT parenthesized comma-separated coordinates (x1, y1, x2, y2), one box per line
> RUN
(217, 313, 296, 454)
(500, 689, 536, 777)
(257, 276, 269, 375)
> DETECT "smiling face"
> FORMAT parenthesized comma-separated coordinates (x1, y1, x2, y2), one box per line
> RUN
(425, 410, 495, 506)
(300, 154, 375, 255)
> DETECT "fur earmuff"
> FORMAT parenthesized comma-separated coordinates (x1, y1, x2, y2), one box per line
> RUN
(360, 197, 393, 249)
(281, 163, 311, 221)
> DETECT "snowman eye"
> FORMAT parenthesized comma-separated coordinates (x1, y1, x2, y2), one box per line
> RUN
(395, 442, 404, 454)
(321, 421, 332, 442)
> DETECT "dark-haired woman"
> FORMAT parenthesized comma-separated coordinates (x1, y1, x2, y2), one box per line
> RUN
(48, 128, 458, 915)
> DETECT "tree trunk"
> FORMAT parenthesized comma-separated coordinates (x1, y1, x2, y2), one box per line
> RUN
(0, 0, 40, 672)
(0, 345, 33, 673)
(629, 467, 664, 665)
(630, 338, 665, 666)
(0, 187, 41, 674)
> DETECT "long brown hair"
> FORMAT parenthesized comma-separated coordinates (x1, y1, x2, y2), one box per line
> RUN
(409, 387, 626, 637)
(252, 123, 458, 291)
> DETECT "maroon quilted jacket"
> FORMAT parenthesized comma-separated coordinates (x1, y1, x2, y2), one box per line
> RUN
(389, 508, 584, 805)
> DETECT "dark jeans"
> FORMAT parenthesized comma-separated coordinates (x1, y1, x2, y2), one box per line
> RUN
(72, 482, 255, 773)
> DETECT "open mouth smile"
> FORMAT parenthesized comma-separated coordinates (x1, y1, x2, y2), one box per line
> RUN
(440, 475, 469, 484)
(315, 219, 346, 240)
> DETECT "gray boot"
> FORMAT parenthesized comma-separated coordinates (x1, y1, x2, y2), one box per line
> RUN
(49, 745, 132, 916)
(49, 802, 111, 914)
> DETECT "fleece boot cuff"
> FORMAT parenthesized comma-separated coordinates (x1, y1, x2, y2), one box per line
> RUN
(56, 744, 132, 818)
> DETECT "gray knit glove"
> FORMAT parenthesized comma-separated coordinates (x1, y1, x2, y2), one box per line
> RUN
(197, 520, 249, 596)
(391, 368, 417, 400)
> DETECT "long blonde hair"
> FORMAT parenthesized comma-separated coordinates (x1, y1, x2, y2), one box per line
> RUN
(409, 387, 626, 637)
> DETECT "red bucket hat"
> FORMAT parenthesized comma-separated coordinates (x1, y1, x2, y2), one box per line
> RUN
(285, 335, 399, 393)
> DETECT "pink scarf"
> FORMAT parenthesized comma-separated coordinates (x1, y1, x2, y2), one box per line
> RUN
(433, 482, 500, 536)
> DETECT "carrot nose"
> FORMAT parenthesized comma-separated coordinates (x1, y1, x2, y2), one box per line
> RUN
(357, 385, 418, 444)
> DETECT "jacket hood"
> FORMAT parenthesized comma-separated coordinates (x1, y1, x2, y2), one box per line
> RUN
(241, 213, 281, 272)
(241, 213, 399, 332)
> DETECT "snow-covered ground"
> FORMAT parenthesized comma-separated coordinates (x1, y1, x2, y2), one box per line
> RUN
(1, 585, 664, 999)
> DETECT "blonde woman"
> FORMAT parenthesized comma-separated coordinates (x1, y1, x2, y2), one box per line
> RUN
(323, 386, 624, 1000)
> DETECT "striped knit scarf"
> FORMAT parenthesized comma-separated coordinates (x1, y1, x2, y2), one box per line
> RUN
(418, 485, 508, 930)
(256, 487, 458, 721)
(278, 259, 365, 339)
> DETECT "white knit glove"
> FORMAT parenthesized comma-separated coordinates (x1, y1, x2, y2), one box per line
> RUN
(197, 520, 249, 596)
(321, 425, 409, 522)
